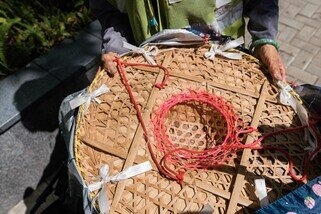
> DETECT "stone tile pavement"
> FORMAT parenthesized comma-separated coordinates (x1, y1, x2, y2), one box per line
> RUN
(278, 0, 321, 86)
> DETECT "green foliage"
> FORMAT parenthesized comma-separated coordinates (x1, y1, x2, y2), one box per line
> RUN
(0, 15, 21, 74)
(0, 0, 91, 78)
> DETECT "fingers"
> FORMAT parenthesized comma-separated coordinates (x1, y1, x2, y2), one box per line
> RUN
(268, 58, 285, 81)
(279, 61, 286, 82)
(106, 60, 117, 75)
(268, 55, 286, 82)
(254, 44, 286, 82)
(101, 52, 119, 75)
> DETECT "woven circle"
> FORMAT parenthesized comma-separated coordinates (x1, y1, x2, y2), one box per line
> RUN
(73, 44, 321, 213)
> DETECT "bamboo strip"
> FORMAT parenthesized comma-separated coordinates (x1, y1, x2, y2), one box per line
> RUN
(111, 66, 167, 206)
(226, 81, 268, 214)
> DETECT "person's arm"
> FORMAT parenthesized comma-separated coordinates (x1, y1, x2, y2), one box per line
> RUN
(89, 0, 133, 74)
(243, 0, 286, 81)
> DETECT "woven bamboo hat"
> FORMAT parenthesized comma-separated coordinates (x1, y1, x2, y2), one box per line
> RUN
(74, 44, 321, 213)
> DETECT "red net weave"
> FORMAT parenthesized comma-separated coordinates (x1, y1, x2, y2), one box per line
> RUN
(151, 90, 241, 173)
(114, 58, 321, 184)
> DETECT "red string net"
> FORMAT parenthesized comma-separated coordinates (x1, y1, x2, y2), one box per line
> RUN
(151, 90, 242, 179)
(113, 58, 321, 184)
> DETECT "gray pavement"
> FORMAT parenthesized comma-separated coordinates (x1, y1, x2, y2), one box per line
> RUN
(278, 0, 321, 85)
(0, 21, 101, 214)
(0, 67, 99, 213)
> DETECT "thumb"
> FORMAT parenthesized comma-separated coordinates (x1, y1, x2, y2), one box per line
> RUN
(102, 52, 118, 75)
(267, 57, 286, 81)
(268, 63, 283, 81)
(106, 61, 117, 75)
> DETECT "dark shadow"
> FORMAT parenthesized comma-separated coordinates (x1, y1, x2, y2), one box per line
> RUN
(11, 63, 98, 213)
(24, 187, 35, 200)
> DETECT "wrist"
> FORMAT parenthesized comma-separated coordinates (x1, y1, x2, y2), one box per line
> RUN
(253, 44, 275, 60)
(249, 38, 280, 54)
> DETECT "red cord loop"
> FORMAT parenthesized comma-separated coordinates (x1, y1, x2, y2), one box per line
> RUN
(112, 58, 321, 183)
(113, 58, 170, 89)
(202, 34, 210, 44)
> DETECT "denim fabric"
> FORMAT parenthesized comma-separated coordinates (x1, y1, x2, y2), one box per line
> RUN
(257, 176, 321, 214)
(243, 0, 279, 41)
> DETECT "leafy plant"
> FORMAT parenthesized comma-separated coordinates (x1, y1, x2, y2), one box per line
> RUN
(0, 0, 92, 78)
(0, 14, 21, 73)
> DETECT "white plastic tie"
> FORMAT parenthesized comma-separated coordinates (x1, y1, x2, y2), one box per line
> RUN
(255, 179, 269, 207)
(277, 81, 318, 158)
(204, 37, 244, 61)
(88, 161, 153, 214)
(69, 84, 109, 114)
(123, 41, 158, 65)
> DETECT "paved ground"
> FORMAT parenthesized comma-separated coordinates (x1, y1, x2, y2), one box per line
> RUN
(0, 21, 101, 214)
(0, 67, 97, 214)
(278, 0, 321, 85)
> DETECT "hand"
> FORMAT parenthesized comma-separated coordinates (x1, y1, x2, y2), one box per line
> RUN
(101, 52, 119, 75)
(254, 44, 286, 81)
